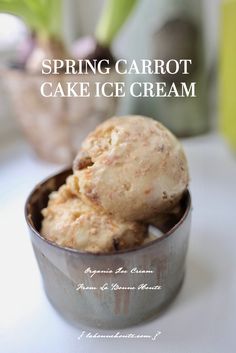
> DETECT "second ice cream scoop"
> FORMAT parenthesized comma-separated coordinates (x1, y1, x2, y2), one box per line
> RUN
(41, 176, 147, 253)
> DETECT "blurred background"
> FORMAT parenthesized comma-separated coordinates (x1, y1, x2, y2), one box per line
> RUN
(0, 1, 236, 353)
(0, 0, 222, 161)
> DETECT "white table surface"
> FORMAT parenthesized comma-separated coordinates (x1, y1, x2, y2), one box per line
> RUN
(0, 132, 236, 353)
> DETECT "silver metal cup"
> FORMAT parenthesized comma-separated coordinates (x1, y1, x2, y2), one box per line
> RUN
(25, 169, 191, 329)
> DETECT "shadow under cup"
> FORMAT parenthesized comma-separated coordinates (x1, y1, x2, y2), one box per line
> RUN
(25, 169, 192, 329)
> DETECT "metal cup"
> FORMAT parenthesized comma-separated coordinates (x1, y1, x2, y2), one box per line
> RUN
(25, 169, 191, 329)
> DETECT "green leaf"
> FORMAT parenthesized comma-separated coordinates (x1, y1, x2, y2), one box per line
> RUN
(95, 0, 138, 46)
(0, 0, 62, 39)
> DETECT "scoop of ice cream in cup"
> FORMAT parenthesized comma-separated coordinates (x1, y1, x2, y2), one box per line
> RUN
(73, 116, 189, 221)
(41, 176, 147, 253)
(25, 115, 191, 328)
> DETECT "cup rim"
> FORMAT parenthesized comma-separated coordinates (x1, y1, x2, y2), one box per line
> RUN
(25, 168, 191, 257)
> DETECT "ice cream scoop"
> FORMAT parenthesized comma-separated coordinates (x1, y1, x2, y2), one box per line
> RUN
(41, 176, 147, 253)
(73, 116, 189, 221)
